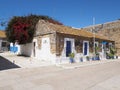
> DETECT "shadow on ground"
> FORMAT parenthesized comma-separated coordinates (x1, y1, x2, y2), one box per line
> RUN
(0, 56, 20, 71)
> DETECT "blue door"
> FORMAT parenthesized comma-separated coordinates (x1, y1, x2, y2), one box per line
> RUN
(66, 41, 71, 57)
(84, 42, 88, 55)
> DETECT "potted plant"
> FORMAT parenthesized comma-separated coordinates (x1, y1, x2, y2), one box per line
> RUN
(111, 47, 116, 58)
(108, 47, 116, 59)
(86, 56, 90, 61)
(95, 53, 100, 60)
(108, 53, 114, 59)
(69, 53, 75, 63)
(95, 45, 100, 60)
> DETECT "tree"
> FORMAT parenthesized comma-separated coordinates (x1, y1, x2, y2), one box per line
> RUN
(6, 14, 63, 44)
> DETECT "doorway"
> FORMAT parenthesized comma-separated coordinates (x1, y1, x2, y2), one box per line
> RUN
(33, 42, 36, 57)
(83, 41, 89, 56)
(66, 41, 72, 57)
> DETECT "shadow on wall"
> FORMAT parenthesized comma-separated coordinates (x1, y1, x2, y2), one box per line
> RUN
(0, 56, 20, 71)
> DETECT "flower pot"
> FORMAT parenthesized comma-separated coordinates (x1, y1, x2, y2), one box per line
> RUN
(95, 56, 100, 60)
(70, 58, 74, 63)
(92, 57, 95, 61)
(80, 57, 83, 62)
(96, 57, 99, 60)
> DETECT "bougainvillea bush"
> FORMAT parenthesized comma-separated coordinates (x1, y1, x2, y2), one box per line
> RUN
(6, 15, 63, 44)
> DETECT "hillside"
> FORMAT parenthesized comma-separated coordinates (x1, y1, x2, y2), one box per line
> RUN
(83, 20, 120, 56)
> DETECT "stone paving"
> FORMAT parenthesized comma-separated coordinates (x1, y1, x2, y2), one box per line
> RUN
(0, 52, 54, 69)
(0, 60, 120, 90)
(58, 59, 120, 69)
(0, 52, 120, 70)
(0, 52, 120, 90)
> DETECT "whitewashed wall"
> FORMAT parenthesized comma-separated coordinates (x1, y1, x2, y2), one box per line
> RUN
(20, 43, 33, 56)
(19, 38, 56, 63)
(59, 38, 76, 63)
(35, 38, 56, 63)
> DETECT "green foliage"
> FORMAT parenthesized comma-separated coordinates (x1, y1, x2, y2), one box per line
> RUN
(86, 56, 90, 61)
(110, 47, 116, 55)
(6, 14, 63, 44)
(86, 56, 89, 58)
(69, 53, 75, 58)
(107, 47, 116, 59)
(95, 46, 100, 55)
(108, 53, 114, 58)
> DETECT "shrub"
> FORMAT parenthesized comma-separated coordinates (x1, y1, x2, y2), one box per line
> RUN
(6, 14, 63, 44)
(69, 53, 75, 58)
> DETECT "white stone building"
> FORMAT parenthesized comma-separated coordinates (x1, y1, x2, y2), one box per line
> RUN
(18, 20, 115, 64)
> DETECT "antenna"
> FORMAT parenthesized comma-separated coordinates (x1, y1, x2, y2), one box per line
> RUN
(93, 17, 96, 60)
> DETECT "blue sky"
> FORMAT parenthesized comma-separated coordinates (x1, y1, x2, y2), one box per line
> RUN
(0, 0, 120, 30)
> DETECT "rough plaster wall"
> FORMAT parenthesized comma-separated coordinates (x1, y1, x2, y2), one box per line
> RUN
(84, 20, 120, 56)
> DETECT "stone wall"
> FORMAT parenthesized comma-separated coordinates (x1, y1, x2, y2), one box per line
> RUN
(98, 28, 120, 55)
(56, 33, 99, 56)
(35, 33, 56, 54)
(35, 20, 54, 36)
(83, 20, 120, 56)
